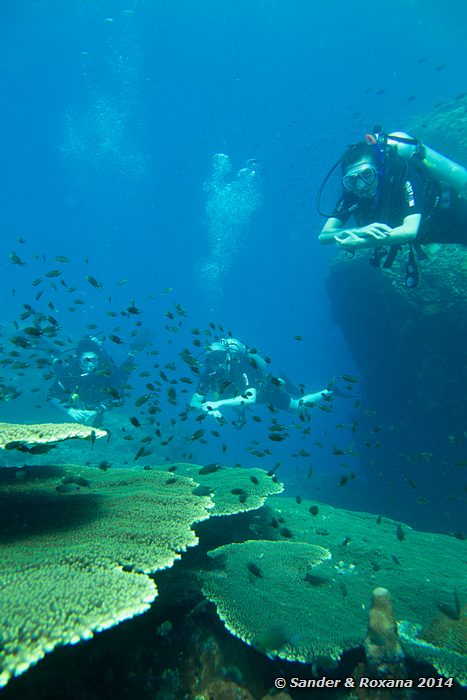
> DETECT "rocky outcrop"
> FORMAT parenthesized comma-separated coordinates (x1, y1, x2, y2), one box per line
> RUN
(325, 246, 467, 529)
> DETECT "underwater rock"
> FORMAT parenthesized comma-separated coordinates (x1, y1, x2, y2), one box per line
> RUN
(325, 248, 467, 525)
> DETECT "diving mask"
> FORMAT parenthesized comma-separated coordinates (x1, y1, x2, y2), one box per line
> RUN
(342, 165, 377, 194)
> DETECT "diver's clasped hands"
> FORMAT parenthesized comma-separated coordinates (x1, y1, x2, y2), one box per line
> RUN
(335, 223, 391, 249)
(202, 402, 222, 419)
(67, 407, 97, 424)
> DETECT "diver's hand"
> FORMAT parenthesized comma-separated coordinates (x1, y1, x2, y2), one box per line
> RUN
(202, 402, 222, 419)
(335, 224, 391, 249)
(67, 408, 97, 424)
(357, 223, 392, 239)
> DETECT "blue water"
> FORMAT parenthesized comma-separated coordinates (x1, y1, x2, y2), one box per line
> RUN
(1, 0, 466, 525)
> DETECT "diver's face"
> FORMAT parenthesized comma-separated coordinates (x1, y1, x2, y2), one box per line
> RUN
(342, 159, 378, 198)
(80, 352, 99, 373)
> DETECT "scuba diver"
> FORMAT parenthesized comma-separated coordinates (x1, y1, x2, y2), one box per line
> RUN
(190, 337, 334, 424)
(317, 128, 467, 286)
(48, 336, 135, 427)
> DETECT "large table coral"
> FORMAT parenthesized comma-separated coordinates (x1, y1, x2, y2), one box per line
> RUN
(0, 421, 107, 451)
(0, 465, 213, 688)
(164, 462, 284, 515)
(202, 496, 466, 679)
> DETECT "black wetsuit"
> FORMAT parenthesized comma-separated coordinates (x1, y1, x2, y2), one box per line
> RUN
(49, 354, 132, 411)
(196, 353, 294, 411)
(333, 155, 467, 244)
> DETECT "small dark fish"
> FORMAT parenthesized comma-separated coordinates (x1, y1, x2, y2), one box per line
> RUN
(295, 495, 302, 504)
(10, 336, 31, 348)
(56, 483, 80, 494)
(130, 416, 141, 428)
(135, 394, 151, 407)
(268, 432, 287, 442)
(309, 505, 319, 516)
(192, 485, 212, 497)
(250, 475, 259, 485)
(293, 335, 303, 341)
(252, 626, 291, 658)
(239, 493, 247, 503)
(63, 476, 90, 487)
(231, 488, 245, 495)
(45, 269, 61, 278)
(98, 460, 111, 471)
(391, 554, 401, 565)
(9, 252, 26, 266)
(54, 255, 71, 263)
(339, 582, 348, 599)
(341, 536, 351, 546)
(396, 524, 405, 541)
(247, 562, 263, 579)
(86, 275, 104, 289)
(279, 527, 292, 538)
(304, 573, 328, 587)
(376, 515, 382, 524)
(338, 475, 349, 487)
(198, 464, 221, 475)
(134, 446, 151, 461)
(191, 429, 205, 441)
(109, 334, 123, 345)
(23, 326, 41, 337)
(341, 374, 358, 383)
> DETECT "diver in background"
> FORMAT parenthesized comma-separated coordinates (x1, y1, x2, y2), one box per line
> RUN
(318, 129, 467, 286)
(48, 336, 135, 427)
(190, 337, 334, 422)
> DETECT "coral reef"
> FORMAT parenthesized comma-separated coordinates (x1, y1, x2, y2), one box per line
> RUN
(398, 605, 467, 687)
(167, 463, 284, 516)
(0, 421, 107, 450)
(204, 496, 465, 675)
(202, 540, 337, 664)
(0, 464, 213, 688)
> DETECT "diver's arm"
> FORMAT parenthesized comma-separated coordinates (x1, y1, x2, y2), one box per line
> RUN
(319, 217, 349, 244)
(382, 213, 421, 244)
(207, 387, 257, 410)
(335, 214, 421, 250)
(322, 217, 392, 246)
(289, 389, 332, 411)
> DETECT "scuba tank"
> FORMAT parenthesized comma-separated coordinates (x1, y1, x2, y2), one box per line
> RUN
(384, 131, 467, 198)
